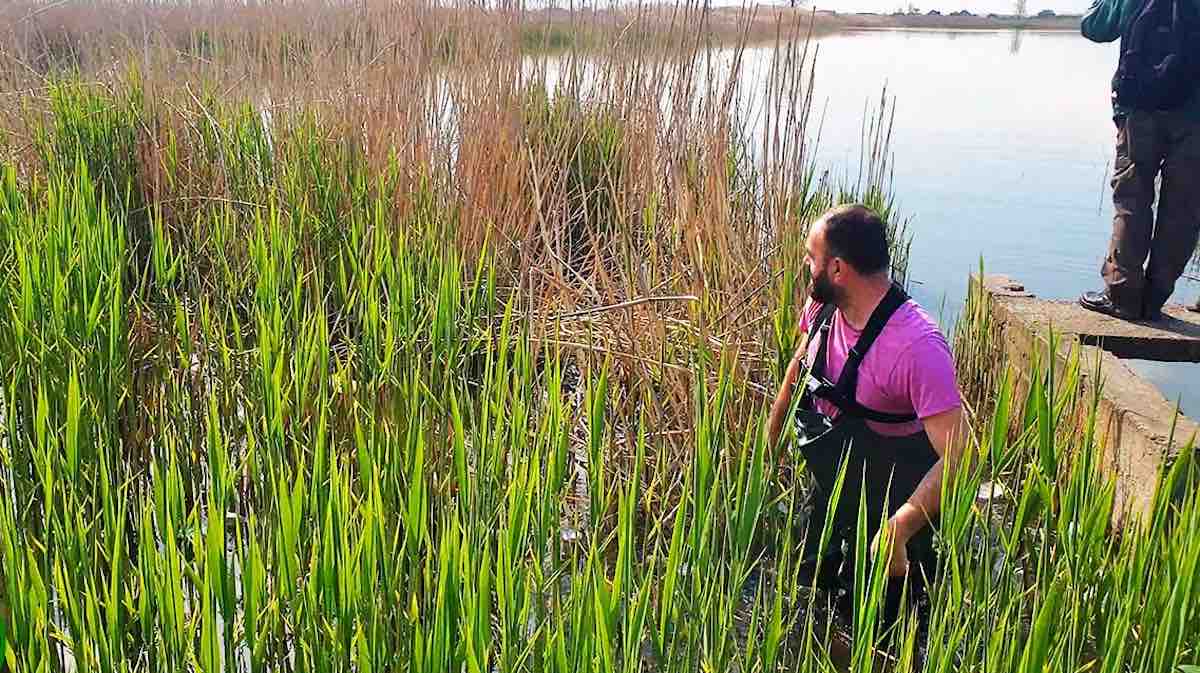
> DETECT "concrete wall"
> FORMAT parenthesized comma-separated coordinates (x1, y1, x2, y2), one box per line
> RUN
(967, 274, 1198, 528)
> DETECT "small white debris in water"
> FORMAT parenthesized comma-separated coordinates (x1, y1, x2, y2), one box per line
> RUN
(977, 481, 1008, 503)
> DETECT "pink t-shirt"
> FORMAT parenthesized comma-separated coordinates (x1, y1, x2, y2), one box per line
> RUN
(798, 298, 961, 437)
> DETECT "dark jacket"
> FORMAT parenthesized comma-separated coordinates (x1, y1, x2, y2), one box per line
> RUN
(1082, 0, 1200, 120)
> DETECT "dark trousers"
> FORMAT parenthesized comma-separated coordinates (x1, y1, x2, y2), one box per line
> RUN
(1103, 110, 1200, 315)
(793, 415, 940, 635)
(800, 506, 938, 631)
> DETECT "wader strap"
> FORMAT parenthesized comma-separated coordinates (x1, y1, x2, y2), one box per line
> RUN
(806, 283, 918, 424)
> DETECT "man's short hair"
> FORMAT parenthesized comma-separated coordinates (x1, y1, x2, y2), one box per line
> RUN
(820, 204, 890, 275)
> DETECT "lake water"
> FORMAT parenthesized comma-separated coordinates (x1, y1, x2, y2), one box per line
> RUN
(783, 29, 1200, 418)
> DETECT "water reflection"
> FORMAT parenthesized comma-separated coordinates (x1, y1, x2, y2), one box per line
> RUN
(1009, 28, 1023, 54)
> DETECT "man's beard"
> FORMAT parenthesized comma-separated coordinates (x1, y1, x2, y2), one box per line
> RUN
(809, 267, 842, 305)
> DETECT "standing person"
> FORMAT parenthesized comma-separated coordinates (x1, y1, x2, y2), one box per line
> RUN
(766, 204, 968, 628)
(1078, 0, 1200, 321)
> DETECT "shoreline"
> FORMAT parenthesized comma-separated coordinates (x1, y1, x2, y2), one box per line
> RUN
(518, 6, 1083, 50)
(820, 11, 1082, 32)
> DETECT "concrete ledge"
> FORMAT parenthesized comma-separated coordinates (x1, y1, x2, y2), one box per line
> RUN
(992, 281, 1200, 362)
(973, 274, 1199, 527)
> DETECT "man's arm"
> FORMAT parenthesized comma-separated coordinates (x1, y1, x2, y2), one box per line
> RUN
(1081, 0, 1124, 43)
(886, 405, 969, 545)
(766, 344, 807, 456)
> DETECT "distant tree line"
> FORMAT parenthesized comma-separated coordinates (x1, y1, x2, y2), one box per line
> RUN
(883, 4, 1060, 18)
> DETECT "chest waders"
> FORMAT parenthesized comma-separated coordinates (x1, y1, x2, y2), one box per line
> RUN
(794, 283, 939, 626)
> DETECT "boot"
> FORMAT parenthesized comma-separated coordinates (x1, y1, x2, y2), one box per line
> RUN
(1080, 289, 1142, 321)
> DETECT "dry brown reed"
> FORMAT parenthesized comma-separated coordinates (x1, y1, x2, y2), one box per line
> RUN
(0, 0, 902, 453)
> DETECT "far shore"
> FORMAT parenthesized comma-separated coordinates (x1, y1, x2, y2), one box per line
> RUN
(820, 10, 1082, 32)
(519, 6, 1083, 49)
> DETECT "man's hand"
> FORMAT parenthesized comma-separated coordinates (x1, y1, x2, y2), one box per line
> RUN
(870, 406, 968, 577)
(871, 514, 912, 577)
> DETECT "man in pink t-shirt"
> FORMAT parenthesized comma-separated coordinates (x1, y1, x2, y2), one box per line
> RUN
(766, 204, 968, 620)
(794, 284, 962, 439)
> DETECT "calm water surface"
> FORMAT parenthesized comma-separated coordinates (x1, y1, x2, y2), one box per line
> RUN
(785, 29, 1200, 418)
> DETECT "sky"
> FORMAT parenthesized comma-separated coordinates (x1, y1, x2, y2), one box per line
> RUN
(808, 0, 1093, 13)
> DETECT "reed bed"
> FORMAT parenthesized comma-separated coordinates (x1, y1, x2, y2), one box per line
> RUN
(0, 2, 1198, 672)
